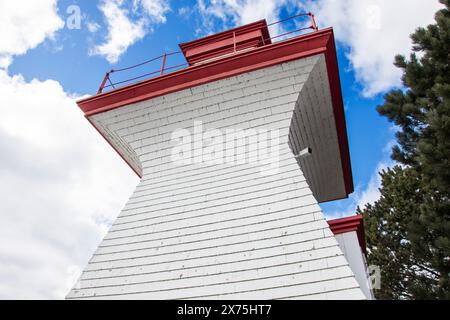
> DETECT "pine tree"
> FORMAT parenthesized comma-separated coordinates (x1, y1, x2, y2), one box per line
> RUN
(358, 0, 450, 299)
(359, 167, 448, 299)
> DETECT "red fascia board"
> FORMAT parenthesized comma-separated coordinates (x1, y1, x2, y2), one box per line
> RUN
(77, 28, 331, 115)
(328, 215, 367, 254)
(77, 28, 353, 196)
(324, 33, 354, 195)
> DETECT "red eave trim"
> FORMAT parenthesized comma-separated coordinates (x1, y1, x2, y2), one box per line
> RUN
(77, 29, 332, 115)
(328, 215, 367, 254)
(77, 27, 353, 195)
(324, 33, 354, 195)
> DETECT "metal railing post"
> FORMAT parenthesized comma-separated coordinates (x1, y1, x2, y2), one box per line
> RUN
(98, 71, 111, 94)
(308, 12, 318, 32)
(95, 12, 320, 93)
(160, 53, 167, 75)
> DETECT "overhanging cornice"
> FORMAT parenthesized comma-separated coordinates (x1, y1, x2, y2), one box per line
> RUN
(77, 27, 353, 197)
(78, 28, 332, 116)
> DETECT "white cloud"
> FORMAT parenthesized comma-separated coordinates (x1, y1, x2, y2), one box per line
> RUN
(87, 21, 101, 33)
(137, 0, 170, 23)
(178, 6, 191, 17)
(322, 140, 396, 219)
(90, 0, 146, 64)
(196, 0, 289, 35)
(306, 0, 444, 97)
(0, 1, 139, 298)
(91, 0, 170, 63)
(355, 160, 390, 209)
(196, 0, 443, 96)
(0, 71, 139, 299)
(0, 0, 64, 69)
(198, 0, 283, 25)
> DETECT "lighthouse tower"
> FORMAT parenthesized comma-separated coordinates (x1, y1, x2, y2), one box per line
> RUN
(67, 15, 371, 299)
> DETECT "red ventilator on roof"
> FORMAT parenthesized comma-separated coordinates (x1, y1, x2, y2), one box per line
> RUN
(179, 20, 272, 66)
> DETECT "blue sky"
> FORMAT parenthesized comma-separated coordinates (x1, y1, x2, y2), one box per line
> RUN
(0, 0, 441, 299)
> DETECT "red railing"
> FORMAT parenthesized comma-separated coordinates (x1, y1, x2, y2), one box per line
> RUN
(97, 12, 318, 94)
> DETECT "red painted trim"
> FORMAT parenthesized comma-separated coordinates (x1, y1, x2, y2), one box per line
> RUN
(77, 27, 353, 195)
(179, 19, 271, 66)
(85, 116, 142, 179)
(323, 33, 354, 195)
(179, 19, 271, 50)
(328, 215, 367, 254)
(78, 29, 331, 115)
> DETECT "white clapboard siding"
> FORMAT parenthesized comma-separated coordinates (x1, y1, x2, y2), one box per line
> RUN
(81, 236, 339, 280)
(67, 54, 365, 300)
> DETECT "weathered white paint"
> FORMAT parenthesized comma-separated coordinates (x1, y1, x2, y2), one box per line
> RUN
(335, 231, 374, 299)
(67, 54, 365, 299)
